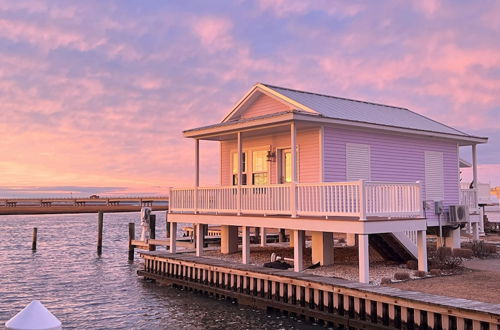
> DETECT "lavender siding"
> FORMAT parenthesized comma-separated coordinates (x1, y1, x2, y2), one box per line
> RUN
(324, 126, 459, 225)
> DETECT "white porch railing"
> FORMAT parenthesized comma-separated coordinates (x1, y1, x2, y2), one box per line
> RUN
(460, 188, 478, 212)
(169, 180, 423, 219)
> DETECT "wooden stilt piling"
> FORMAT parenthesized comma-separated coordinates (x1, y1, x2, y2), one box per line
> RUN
(128, 222, 135, 260)
(32, 227, 37, 250)
(97, 211, 103, 255)
(149, 214, 156, 251)
(165, 212, 170, 238)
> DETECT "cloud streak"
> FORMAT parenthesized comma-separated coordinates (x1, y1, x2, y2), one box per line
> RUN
(0, 0, 499, 196)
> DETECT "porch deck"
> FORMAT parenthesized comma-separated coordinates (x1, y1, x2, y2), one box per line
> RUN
(169, 180, 423, 220)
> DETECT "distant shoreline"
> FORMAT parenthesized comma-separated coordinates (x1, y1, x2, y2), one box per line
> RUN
(0, 205, 167, 216)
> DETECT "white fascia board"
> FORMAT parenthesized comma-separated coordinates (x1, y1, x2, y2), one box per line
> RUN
(168, 213, 426, 234)
(184, 112, 295, 139)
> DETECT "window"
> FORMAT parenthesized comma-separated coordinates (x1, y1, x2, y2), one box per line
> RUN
(252, 150, 268, 185)
(346, 143, 371, 180)
(232, 152, 247, 185)
(425, 151, 444, 201)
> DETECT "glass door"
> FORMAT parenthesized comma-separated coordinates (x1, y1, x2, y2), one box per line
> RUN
(280, 149, 292, 184)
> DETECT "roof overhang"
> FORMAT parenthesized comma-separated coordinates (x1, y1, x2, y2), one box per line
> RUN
(185, 111, 488, 145)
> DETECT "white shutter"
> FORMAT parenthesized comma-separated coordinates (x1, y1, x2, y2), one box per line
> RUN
(425, 151, 444, 201)
(346, 143, 371, 181)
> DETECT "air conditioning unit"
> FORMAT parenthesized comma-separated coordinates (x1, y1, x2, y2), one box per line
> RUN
(449, 205, 469, 223)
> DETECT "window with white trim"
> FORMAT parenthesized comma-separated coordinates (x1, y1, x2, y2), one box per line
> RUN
(232, 152, 247, 185)
(252, 150, 268, 185)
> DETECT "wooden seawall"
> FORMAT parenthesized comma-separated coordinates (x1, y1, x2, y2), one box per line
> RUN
(139, 252, 500, 330)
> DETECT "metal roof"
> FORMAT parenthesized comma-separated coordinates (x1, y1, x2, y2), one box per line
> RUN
(263, 84, 471, 137)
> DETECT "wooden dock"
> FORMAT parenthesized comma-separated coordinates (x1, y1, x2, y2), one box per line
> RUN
(0, 197, 168, 215)
(139, 251, 500, 329)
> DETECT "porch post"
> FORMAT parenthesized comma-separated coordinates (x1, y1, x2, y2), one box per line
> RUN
(260, 227, 266, 247)
(293, 230, 304, 272)
(194, 139, 200, 214)
(290, 121, 298, 218)
(196, 223, 204, 256)
(358, 234, 369, 283)
(242, 226, 250, 264)
(417, 230, 428, 272)
(237, 132, 242, 215)
(170, 222, 177, 253)
(472, 144, 484, 237)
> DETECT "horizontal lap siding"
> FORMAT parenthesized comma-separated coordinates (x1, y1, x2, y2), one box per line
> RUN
(324, 126, 459, 225)
(219, 129, 320, 185)
(240, 94, 290, 119)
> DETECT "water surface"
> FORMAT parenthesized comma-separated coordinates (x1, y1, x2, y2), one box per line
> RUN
(0, 212, 320, 329)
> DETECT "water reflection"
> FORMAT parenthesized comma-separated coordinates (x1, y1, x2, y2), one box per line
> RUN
(0, 212, 321, 329)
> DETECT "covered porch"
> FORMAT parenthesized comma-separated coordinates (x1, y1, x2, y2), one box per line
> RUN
(166, 115, 428, 283)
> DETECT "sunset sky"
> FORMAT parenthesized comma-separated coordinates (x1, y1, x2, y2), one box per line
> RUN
(0, 0, 499, 197)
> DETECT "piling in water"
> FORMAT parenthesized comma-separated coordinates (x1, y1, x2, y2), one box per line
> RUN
(128, 222, 135, 261)
(149, 215, 156, 251)
(97, 211, 103, 255)
(31, 227, 37, 251)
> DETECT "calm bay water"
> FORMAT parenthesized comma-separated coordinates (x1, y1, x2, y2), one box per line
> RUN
(0, 212, 320, 329)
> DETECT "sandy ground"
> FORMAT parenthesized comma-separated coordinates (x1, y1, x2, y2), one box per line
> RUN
(385, 270, 500, 304)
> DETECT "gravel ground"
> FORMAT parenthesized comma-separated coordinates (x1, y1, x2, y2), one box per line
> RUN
(194, 243, 411, 284)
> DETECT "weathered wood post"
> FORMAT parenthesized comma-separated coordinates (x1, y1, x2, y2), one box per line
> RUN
(279, 229, 286, 243)
(165, 211, 170, 238)
(149, 214, 156, 251)
(97, 211, 103, 255)
(31, 227, 37, 251)
(128, 222, 135, 261)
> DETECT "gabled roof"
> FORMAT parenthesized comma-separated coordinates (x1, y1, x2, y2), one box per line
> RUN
(188, 83, 487, 144)
(260, 83, 469, 137)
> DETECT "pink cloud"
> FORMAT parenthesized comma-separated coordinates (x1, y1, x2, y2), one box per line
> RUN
(191, 16, 234, 52)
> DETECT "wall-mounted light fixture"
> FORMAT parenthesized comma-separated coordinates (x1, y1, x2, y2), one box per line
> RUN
(266, 150, 276, 162)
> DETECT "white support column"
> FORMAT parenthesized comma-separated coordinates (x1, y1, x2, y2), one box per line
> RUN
(221, 225, 238, 254)
(237, 132, 242, 215)
(290, 122, 298, 218)
(311, 231, 334, 266)
(472, 222, 480, 240)
(242, 226, 250, 264)
(260, 227, 266, 247)
(170, 222, 177, 254)
(346, 233, 356, 246)
(194, 139, 200, 214)
(359, 180, 367, 220)
(417, 230, 428, 272)
(293, 230, 304, 272)
(472, 144, 478, 192)
(196, 223, 204, 256)
(479, 206, 485, 236)
(358, 234, 369, 283)
(444, 227, 461, 249)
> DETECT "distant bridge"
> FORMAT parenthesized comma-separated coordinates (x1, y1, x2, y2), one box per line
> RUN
(0, 197, 168, 215)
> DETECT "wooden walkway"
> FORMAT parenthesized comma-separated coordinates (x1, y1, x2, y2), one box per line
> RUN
(139, 251, 500, 329)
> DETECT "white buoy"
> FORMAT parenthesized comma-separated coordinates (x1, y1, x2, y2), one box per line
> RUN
(5, 300, 62, 330)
